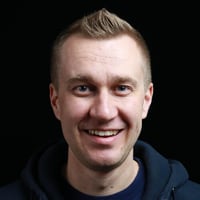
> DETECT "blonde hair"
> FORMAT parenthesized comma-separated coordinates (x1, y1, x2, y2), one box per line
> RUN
(50, 8, 151, 89)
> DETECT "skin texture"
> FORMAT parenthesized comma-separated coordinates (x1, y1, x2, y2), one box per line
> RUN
(49, 34, 153, 195)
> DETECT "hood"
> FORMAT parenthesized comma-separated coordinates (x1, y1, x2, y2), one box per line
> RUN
(20, 139, 190, 200)
(135, 140, 189, 200)
(20, 139, 68, 200)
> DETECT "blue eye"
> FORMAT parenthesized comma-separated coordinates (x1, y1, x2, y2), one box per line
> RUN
(117, 85, 128, 91)
(115, 85, 132, 96)
(72, 85, 95, 97)
(76, 85, 89, 92)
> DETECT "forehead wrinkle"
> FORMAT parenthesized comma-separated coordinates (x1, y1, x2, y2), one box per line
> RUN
(77, 54, 123, 65)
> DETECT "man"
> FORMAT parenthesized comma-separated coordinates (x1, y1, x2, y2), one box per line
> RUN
(0, 8, 200, 200)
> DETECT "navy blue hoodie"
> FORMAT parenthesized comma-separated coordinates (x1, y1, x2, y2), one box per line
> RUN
(0, 139, 200, 200)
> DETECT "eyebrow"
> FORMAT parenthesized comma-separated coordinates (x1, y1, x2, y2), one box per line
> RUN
(66, 74, 138, 87)
(112, 76, 138, 87)
(66, 75, 93, 85)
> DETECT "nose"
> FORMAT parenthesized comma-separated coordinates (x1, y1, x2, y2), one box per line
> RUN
(89, 90, 118, 121)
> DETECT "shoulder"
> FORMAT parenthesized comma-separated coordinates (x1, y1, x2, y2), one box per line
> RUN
(0, 180, 28, 200)
(174, 180, 200, 199)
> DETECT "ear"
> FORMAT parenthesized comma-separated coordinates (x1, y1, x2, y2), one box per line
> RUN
(142, 83, 153, 119)
(49, 83, 61, 120)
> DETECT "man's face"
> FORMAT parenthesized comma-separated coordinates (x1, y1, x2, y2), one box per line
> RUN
(50, 34, 153, 171)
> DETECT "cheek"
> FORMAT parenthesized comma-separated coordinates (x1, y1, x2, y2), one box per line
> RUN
(60, 97, 90, 121)
(120, 100, 143, 127)
(59, 98, 90, 142)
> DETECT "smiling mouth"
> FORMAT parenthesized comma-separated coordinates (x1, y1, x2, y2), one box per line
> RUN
(87, 130, 120, 137)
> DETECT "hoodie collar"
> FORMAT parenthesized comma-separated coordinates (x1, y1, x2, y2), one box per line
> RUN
(20, 139, 189, 200)
(135, 140, 188, 200)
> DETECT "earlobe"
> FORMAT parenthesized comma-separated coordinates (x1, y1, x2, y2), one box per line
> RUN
(49, 83, 61, 120)
(142, 83, 153, 119)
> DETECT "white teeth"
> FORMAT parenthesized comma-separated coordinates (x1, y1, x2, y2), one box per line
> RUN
(88, 130, 118, 136)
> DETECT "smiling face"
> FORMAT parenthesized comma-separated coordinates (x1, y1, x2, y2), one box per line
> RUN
(50, 34, 153, 171)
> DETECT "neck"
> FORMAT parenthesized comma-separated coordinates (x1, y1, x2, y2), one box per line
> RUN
(64, 150, 139, 196)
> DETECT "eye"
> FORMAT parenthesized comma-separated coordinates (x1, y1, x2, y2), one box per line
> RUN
(73, 85, 94, 97)
(117, 85, 128, 91)
(114, 85, 132, 96)
(76, 85, 89, 92)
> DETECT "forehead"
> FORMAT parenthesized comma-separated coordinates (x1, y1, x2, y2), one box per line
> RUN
(59, 34, 144, 81)
(62, 34, 142, 62)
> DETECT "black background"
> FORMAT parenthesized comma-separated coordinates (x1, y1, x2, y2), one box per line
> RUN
(1, 1, 200, 186)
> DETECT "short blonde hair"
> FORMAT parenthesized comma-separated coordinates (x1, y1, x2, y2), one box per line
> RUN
(50, 8, 151, 89)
